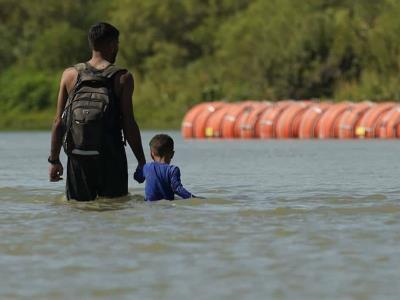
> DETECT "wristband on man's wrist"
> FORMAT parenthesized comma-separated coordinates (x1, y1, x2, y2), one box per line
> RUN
(48, 156, 61, 165)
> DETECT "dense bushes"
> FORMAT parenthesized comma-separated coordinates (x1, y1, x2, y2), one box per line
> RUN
(1, 0, 400, 129)
(0, 68, 59, 112)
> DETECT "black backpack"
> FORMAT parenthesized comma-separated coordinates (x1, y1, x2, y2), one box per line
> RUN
(61, 63, 125, 157)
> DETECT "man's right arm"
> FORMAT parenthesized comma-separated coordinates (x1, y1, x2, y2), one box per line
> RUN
(48, 68, 76, 182)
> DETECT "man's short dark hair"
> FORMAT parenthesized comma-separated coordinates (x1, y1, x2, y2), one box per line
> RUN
(88, 22, 119, 51)
(149, 134, 174, 157)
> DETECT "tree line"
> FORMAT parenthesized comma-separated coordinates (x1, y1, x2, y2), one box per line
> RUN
(1, 0, 400, 129)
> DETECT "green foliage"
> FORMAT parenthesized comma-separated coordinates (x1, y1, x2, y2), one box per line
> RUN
(0, 68, 59, 112)
(1, 0, 400, 129)
(27, 23, 88, 71)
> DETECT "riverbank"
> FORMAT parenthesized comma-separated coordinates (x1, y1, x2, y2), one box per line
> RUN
(0, 111, 54, 131)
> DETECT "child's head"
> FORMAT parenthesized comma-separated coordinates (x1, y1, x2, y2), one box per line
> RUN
(149, 134, 175, 163)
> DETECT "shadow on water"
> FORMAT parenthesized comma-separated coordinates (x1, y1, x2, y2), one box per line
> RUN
(65, 193, 145, 212)
(67, 195, 233, 212)
(0, 186, 145, 211)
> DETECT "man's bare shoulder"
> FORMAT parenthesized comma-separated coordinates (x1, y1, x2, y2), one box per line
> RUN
(118, 70, 133, 85)
(61, 67, 78, 92)
(62, 67, 78, 82)
(114, 69, 133, 98)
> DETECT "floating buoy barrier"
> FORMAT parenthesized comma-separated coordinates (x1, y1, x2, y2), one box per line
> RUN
(193, 102, 224, 138)
(378, 106, 400, 138)
(298, 102, 331, 139)
(259, 101, 293, 138)
(275, 101, 311, 138)
(182, 101, 400, 139)
(338, 102, 373, 139)
(318, 102, 352, 139)
(356, 103, 395, 138)
(221, 101, 255, 138)
(240, 102, 271, 138)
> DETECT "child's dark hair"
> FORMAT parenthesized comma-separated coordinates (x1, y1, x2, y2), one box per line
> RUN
(88, 22, 119, 50)
(149, 134, 174, 157)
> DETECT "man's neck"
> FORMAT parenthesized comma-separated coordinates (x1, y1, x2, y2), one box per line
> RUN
(88, 52, 112, 68)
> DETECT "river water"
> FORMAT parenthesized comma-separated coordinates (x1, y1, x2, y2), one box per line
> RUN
(0, 131, 399, 300)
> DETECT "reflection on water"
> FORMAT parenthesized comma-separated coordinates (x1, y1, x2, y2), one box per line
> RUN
(0, 131, 400, 300)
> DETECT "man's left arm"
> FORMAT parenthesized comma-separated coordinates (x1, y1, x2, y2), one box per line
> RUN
(119, 71, 146, 167)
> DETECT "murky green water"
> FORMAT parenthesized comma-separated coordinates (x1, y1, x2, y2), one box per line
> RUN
(1, 131, 400, 300)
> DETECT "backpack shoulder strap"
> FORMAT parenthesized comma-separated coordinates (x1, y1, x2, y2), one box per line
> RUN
(73, 63, 87, 73)
(64, 63, 86, 104)
(101, 64, 127, 78)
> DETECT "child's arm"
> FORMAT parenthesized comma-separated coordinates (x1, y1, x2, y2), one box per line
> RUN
(170, 167, 193, 199)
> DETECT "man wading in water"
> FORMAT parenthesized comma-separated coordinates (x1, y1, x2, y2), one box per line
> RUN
(48, 22, 146, 201)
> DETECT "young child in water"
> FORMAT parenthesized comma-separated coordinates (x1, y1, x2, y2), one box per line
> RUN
(134, 134, 195, 201)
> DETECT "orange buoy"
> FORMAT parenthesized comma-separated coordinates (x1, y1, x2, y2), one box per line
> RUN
(338, 102, 374, 139)
(377, 106, 400, 138)
(221, 102, 255, 138)
(181, 102, 210, 139)
(193, 102, 225, 138)
(233, 102, 260, 138)
(204, 105, 231, 138)
(259, 101, 293, 138)
(356, 103, 396, 138)
(298, 103, 331, 138)
(275, 101, 312, 138)
(240, 102, 272, 138)
(385, 106, 400, 138)
(318, 102, 352, 139)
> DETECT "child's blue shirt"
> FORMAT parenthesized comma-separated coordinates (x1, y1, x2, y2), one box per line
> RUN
(138, 162, 192, 201)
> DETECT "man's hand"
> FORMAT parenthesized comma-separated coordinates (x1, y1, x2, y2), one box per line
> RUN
(133, 165, 145, 183)
(49, 163, 64, 182)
